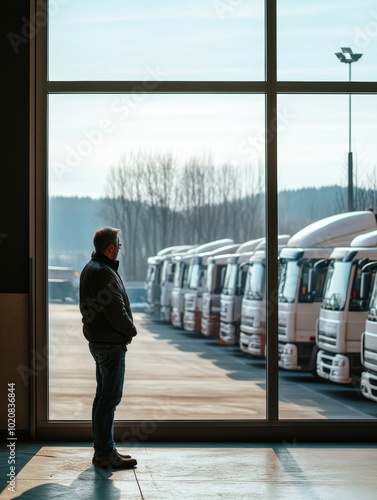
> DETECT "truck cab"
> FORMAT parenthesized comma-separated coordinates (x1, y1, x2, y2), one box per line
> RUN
(179, 239, 234, 331)
(160, 245, 196, 322)
(360, 256, 377, 402)
(201, 245, 240, 338)
(317, 229, 377, 384)
(145, 245, 182, 320)
(278, 247, 330, 371)
(278, 211, 377, 372)
(183, 244, 238, 333)
(170, 253, 195, 328)
(218, 239, 265, 346)
(239, 235, 290, 356)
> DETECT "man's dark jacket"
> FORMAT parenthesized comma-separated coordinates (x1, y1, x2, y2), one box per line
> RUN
(79, 251, 137, 346)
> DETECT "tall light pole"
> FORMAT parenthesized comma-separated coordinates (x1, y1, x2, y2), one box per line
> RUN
(335, 47, 362, 212)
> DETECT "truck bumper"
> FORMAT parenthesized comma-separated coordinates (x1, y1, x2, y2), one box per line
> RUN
(183, 311, 201, 332)
(201, 314, 220, 338)
(278, 343, 300, 371)
(160, 306, 171, 323)
(316, 350, 351, 384)
(239, 331, 252, 353)
(247, 334, 265, 358)
(171, 309, 182, 328)
(219, 322, 238, 346)
(360, 371, 377, 402)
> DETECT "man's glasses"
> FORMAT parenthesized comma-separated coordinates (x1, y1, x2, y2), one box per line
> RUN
(109, 241, 122, 249)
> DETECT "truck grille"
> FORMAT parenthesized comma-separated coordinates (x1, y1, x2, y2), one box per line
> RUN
(364, 357, 377, 367)
(242, 318, 254, 327)
(278, 328, 286, 337)
(318, 331, 337, 346)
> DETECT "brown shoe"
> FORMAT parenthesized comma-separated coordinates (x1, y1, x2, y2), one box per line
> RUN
(114, 448, 132, 459)
(93, 450, 137, 469)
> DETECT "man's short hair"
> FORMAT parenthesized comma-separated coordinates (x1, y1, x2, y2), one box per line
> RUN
(94, 227, 120, 252)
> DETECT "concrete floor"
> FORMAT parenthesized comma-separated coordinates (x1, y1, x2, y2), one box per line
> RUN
(1, 442, 377, 499)
(48, 306, 377, 421)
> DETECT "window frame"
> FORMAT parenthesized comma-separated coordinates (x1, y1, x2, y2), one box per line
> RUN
(30, 0, 377, 441)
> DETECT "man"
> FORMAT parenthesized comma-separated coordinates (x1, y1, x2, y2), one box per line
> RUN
(79, 227, 137, 469)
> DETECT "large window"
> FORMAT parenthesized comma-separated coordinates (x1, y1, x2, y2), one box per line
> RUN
(48, 0, 264, 81)
(32, 0, 377, 439)
(47, 93, 267, 420)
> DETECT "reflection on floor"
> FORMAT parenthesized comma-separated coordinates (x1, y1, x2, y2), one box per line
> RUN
(1, 442, 376, 499)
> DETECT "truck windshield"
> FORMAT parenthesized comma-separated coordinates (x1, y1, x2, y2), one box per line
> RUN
(278, 259, 300, 303)
(188, 263, 201, 290)
(244, 261, 265, 301)
(173, 262, 183, 288)
(321, 260, 352, 311)
(222, 263, 238, 296)
(161, 260, 169, 284)
(204, 262, 215, 293)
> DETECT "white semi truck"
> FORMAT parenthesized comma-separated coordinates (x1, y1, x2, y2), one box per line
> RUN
(170, 253, 195, 328)
(159, 245, 196, 322)
(239, 235, 290, 356)
(170, 239, 233, 329)
(183, 242, 238, 333)
(278, 211, 377, 372)
(360, 243, 377, 402)
(200, 244, 246, 338)
(216, 239, 265, 345)
(316, 225, 377, 384)
(145, 246, 187, 319)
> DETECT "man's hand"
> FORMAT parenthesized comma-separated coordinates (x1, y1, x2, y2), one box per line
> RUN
(126, 337, 132, 345)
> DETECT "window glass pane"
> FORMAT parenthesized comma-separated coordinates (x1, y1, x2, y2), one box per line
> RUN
(278, 0, 377, 81)
(48, 93, 268, 420)
(48, 0, 264, 81)
(277, 94, 377, 419)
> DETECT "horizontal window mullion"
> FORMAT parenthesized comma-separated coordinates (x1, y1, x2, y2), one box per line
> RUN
(46, 81, 377, 95)
(46, 81, 267, 94)
(277, 81, 377, 94)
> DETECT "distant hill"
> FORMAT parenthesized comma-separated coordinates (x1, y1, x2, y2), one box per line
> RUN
(48, 186, 374, 275)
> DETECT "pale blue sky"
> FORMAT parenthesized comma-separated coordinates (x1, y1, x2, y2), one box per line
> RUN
(47, 0, 377, 197)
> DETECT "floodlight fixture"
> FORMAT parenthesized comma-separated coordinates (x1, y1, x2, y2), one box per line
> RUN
(336, 47, 363, 64)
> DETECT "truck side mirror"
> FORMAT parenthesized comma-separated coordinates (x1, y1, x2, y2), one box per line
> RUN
(308, 268, 317, 294)
(360, 271, 372, 300)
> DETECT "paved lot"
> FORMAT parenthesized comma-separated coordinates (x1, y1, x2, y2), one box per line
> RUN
(48, 304, 377, 421)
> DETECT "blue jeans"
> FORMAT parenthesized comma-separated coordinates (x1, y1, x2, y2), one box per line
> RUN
(89, 342, 126, 454)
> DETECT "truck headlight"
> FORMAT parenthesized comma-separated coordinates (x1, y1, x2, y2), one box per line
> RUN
(283, 347, 293, 355)
(333, 359, 345, 368)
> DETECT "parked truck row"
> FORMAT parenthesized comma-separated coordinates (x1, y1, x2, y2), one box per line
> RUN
(145, 210, 377, 403)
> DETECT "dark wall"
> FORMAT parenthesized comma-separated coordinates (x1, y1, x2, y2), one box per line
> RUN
(0, 1, 30, 293)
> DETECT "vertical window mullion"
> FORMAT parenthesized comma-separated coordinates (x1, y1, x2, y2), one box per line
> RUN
(265, 0, 279, 421)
